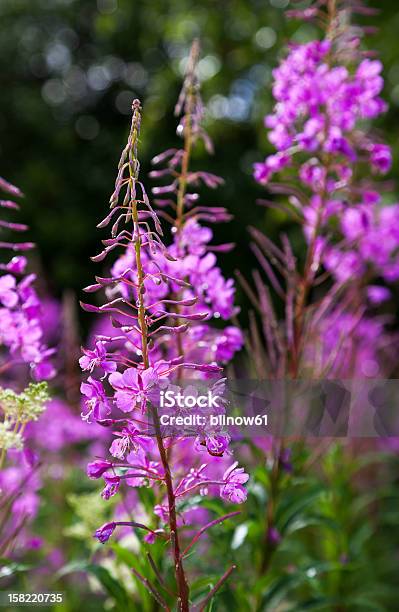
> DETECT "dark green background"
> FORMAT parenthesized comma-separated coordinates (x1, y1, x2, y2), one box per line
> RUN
(0, 0, 398, 318)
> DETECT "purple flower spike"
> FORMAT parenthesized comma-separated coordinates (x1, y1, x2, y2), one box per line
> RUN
(81, 44, 246, 606)
(250, 4, 399, 390)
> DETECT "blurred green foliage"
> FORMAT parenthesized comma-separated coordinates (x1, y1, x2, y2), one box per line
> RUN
(1, 0, 398, 319)
(5, 440, 396, 610)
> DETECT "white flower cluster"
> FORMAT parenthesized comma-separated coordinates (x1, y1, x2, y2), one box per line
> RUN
(0, 382, 49, 425)
(0, 421, 23, 451)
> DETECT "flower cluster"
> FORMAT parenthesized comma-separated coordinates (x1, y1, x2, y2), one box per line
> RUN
(0, 420, 23, 452)
(324, 201, 399, 289)
(251, 0, 398, 379)
(253, 26, 399, 301)
(0, 177, 55, 380)
(0, 382, 49, 431)
(254, 41, 388, 189)
(109, 218, 238, 324)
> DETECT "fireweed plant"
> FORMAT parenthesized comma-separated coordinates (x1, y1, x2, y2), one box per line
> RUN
(252, 0, 397, 379)
(80, 54, 247, 607)
(0, 175, 53, 556)
(237, 0, 399, 596)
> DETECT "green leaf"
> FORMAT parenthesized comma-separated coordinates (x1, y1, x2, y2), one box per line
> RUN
(345, 595, 387, 611)
(286, 596, 339, 611)
(57, 560, 131, 611)
(276, 484, 327, 534)
(231, 523, 249, 550)
(284, 513, 339, 536)
(0, 557, 31, 579)
(111, 543, 154, 610)
(88, 564, 131, 610)
(259, 573, 305, 610)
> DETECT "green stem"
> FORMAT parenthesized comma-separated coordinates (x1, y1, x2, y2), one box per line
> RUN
(175, 95, 194, 231)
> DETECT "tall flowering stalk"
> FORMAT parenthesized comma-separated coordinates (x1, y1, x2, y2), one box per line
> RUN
(0, 175, 52, 555)
(152, 40, 220, 231)
(0, 174, 52, 465)
(251, 0, 396, 379)
(81, 98, 248, 610)
(0, 173, 53, 459)
(174, 38, 201, 231)
(0, 178, 55, 382)
(242, 0, 399, 586)
(127, 99, 190, 606)
(149, 40, 243, 370)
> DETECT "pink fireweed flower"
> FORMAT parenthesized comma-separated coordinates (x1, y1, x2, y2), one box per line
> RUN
(255, 40, 389, 192)
(80, 377, 111, 422)
(94, 521, 116, 544)
(125, 447, 163, 487)
(101, 474, 121, 500)
(0, 274, 19, 308)
(205, 434, 230, 457)
(241, 1, 399, 593)
(109, 424, 152, 460)
(369, 143, 392, 174)
(108, 366, 162, 412)
(220, 462, 249, 504)
(79, 340, 117, 375)
(87, 459, 113, 479)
